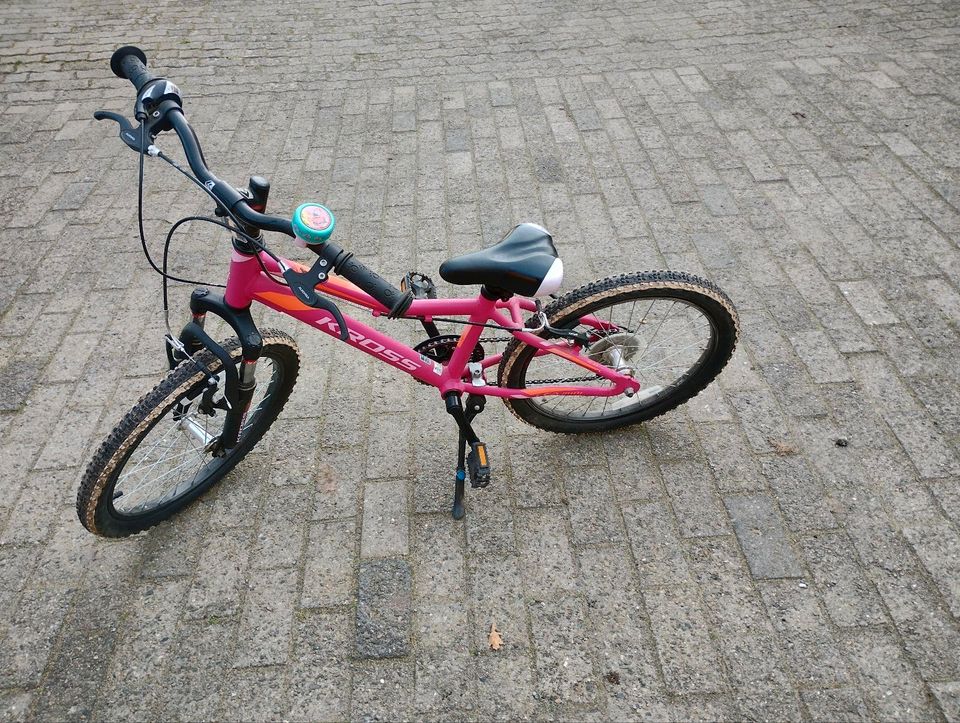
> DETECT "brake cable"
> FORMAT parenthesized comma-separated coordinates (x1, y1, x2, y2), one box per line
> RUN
(152, 146, 288, 285)
(135, 122, 219, 291)
(134, 122, 292, 339)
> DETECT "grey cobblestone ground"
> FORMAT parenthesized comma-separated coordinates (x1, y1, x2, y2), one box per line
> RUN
(1, 0, 959, 720)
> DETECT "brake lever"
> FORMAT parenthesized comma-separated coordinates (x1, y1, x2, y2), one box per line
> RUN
(93, 110, 152, 154)
(280, 259, 350, 341)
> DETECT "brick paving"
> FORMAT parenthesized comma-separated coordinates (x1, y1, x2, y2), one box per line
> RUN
(1, 0, 960, 720)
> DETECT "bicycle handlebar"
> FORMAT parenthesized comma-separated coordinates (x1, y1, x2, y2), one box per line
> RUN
(103, 45, 414, 315)
(317, 242, 414, 316)
(165, 111, 295, 236)
(110, 46, 155, 92)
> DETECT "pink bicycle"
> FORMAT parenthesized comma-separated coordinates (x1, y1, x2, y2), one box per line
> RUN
(77, 47, 740, 537)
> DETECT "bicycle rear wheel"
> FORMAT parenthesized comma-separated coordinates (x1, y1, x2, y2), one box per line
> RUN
(498, 271, 738, 433)
(77, 329, 300, 537)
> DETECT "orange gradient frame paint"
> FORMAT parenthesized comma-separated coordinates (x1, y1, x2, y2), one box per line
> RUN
(223, 249, 642, 400)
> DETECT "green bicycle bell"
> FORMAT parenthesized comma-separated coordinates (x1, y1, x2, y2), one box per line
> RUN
(291, 203, 335, 246)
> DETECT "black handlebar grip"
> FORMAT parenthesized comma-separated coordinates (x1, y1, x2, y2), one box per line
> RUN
(335, 254, 413, 318)
(109, 46, 155, 91)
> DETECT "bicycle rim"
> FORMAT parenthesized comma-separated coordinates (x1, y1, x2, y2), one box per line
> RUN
(108, 356, 280, 518)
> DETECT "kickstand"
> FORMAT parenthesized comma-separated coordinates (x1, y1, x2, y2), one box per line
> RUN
(453, 431, 467, 520)
(445, 392, 489, 520)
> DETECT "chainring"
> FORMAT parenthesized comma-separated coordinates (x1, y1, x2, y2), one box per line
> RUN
(413, 334, 485, 385)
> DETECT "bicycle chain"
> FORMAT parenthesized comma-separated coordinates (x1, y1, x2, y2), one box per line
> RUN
(478, 336, 602, 386)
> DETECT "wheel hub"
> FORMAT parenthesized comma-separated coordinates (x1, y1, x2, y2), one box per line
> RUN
(585, 331, 640, 369)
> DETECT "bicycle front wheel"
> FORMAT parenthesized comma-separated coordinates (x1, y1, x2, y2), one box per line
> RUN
(77, 329, 300, 537)
(497, 271, 739, 433)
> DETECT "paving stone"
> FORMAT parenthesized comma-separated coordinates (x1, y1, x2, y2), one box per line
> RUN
(788, 330, 853, 383)
(660, 460, 728, 537)
(32, 407, 101, 470)
(838, 280, 899, 325)
(470, 553, 532, 652)
(645, 415, 703, 462)
(414, 648, 478, 716)
(515, 507, 579, 598)
(760, 580, 851, 687)
(695, 422, 767, 493)
(842, 627, 939, 720)
(360, 479, 409, 558)
(760, 455, 837, 532)
(688, 541, 793, 691)
(885, 409, 960, 479)
(622, 500, 692, 589)
(351, 660, 414, 722)
(726, 494, 804, 579)
(249, 484, 310, 569)
(464, 484, 517, 556)
(161, 620, 233, 722)
(577, 545, 661, 702)
(735, 690, 804, 722)
(800, 687, 872, 722)
(476, 651, 538, 720)
(233, 568, 298, 667)
(870, 568, 960, 680)
(644, 585, 727, 694)
(929, 682, 960, 722)
(528, 597, 600, 704)
(287, 611, 352, 721)
(356, 558, 412, 659)
(798, 531, 886, 627)
(0, 690, 31, 722)
(700, 184, 740, 216)
(728, 388, 793, 454)
(98, 579, 190, 720)
(727, 130, 783, 181)
(0, 589, 71, 688)
(562, 465, 624, 545)
(219, 666, 288, 722)
(32, 622, 115, 721)
(301, 518, 356, 608)
(411, 513, 465, 601)
(312, 450, 362, 521)
(0, 357, 44, 411)
(413, 598, 468, 652)
(186, 526, 252, 619)
(901, 520, 960, 619)
(602, 430, 662, 500)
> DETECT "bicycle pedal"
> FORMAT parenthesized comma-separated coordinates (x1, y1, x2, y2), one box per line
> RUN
(467, 441, 491, 489)
(400, 271, 437, 300)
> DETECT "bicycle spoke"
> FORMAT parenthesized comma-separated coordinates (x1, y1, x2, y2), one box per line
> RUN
(525, 296, 715, 420)
(111, 358, 279, 516)
(120, 454, 203, 505)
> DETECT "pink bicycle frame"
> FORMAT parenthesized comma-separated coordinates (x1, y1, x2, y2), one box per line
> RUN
(223, 250, 641, 399)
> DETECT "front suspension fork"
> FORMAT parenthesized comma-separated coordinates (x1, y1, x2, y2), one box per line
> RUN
(169, 288, 264, 453)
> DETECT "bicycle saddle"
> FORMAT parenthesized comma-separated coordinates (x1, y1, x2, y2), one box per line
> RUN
(439, 223, 564, 297)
